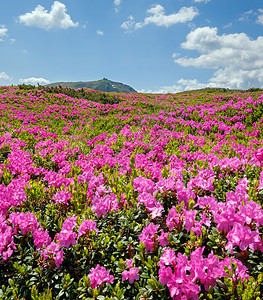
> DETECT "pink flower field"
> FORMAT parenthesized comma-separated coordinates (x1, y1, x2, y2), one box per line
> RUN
(0, 85, 263, 299)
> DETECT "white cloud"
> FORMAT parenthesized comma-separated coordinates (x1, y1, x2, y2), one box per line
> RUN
(0, 25, 8, 41)
(239, 9, 263, 25)
(141, 78, 216, 94)
(18, 1, 78, 30)
(121, 15, 135, 32)
(140, 85, 182, 94)
(114, 0, 122, 12)
(19, 77, 51, 85)
(209, 68, 263, 89)
(96, 29, 104, 36)
(174, 26, 263, 89)
(138, 5, 198, 28)
(257, 9, 263, 25)
(0, 72, 11, 81)
(121, 5, 198, 31)
(223, 22, 232, 29)
(22, 49, 29, 55)
(239, 9, 254, 22)
(10, 38, 16, 43)
(177, 78, 216, 90)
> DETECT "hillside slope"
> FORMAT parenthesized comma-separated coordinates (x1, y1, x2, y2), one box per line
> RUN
(46, 79, 137, 93)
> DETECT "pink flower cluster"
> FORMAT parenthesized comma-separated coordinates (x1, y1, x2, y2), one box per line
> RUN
(0, 211, 52, 260)
(122, 259, 139, 284)
(166, 206, 210, 237)
(88, 264, 114, 288)
(138, 222, 159, 252)
(205, 179, 263, 253)
(0, 214, 16, 260)
(159, 247, 249, 299)
(56, 215, 77, 248)
(134, 176, 165, 218)
(0, 179, 27, 216)
(91, 193, 120, 218)
(77, 219, 98, 239)
(41, 242, 64, 269)
(53, 189, 72, 205)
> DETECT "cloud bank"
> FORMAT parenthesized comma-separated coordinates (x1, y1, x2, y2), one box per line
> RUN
(140, 78, 217, 94)
(19, 77, 51, 85)
(0, 72, 11, 82)
(174, 26, 263, 89)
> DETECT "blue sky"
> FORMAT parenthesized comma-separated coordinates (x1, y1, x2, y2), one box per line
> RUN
(1, 0, 263, 92)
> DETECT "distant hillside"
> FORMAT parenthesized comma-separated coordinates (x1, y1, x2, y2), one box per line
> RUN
(46, 79, 137, 93)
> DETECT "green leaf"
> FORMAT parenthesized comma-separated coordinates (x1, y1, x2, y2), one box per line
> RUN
(224, 266, 231, 276)
(140, 273, 150, 279)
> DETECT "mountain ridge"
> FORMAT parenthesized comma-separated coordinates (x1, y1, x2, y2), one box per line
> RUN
(46, 79, 137, 93)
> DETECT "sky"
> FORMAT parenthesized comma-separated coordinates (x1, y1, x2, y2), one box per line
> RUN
(1, 0, 263, 93)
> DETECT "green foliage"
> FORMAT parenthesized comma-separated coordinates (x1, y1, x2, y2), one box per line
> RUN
(214, 269, 263, 300)
(18, 84, 122, 104)
(31, 286, 53, 300)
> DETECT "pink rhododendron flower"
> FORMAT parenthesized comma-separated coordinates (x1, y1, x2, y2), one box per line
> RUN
(149, 202, 164, 219)
(77, 219, 98, 239)
(166, 206, 182, 231)
(57, 215, 77, 248)
(159, 266, 174, 286)
(54, 248, 64, 269)
(213, 257, 249, 281)
(226, 223, 263, 253)
(159, 246, 249, 299)
(159, 248, 176, 268)
(43, 171, 72, 188)
(137, 192, 156, 208)
(176, 180, 196, 208)
(188, 169, 215, 192)
(133, 176, 155, 194)
(8, 212, 39, 235)
(213, 204, 235, 233)
(154, 176, 176, 193)
(179, 282, 201, 300)
(137, 192, 163, 219)
(125, 259, 134, 268)
(91, 193, 120, 217)
(157, 229, 169, 247)
(41, 242, 64, 268)
(138, 222, 159, 252)
(53, 190, 72, 205)
(255, 147, 263, 162)
(184, 210, 197, 232)
(120, 124, 132, 138)
(122, 267, 139, 284)
(237, 200, 263, 226)
(32, 228, 52, 250)
(0, 215, 16, 261)
(7, 149, 34, 175)
(88, 264, 114, 288)
(0, 181, 27, 216)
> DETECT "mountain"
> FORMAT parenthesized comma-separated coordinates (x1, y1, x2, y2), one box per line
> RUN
(46, 79, 137, 93)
